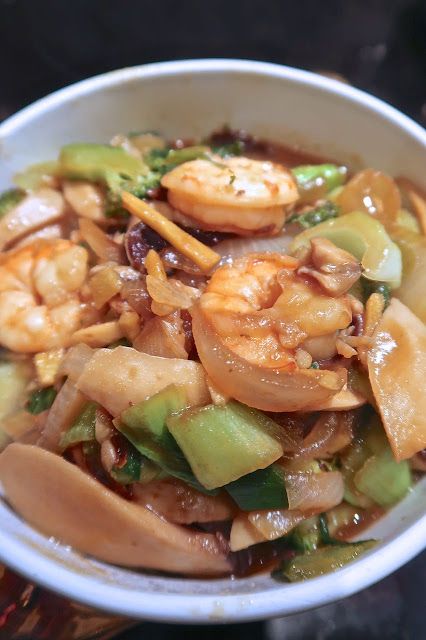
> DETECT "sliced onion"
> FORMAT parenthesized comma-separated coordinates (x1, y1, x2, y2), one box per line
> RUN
(120, 278, 152, 320)
(59, 344, 95, 381)
(133, 479, 236, 525)
(248, 509, 306, 541)
(79, 218, 124, 263)
(215, 231, 294, 263)
(285, 470, 344, 512)
(191, 304, 347, 412)
(37, 378, 87, 452)
(133, 312, 188, 359)
(229, 513, 267, 551)
(292, 411, 355, 460)
(146, 275, 200, 310)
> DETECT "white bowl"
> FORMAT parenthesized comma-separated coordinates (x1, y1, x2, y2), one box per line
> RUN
(0, 59, 426, 624)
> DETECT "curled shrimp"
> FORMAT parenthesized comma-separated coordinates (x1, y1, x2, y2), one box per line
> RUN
(0, 239, 88, 353)
(161, 155, 298, 235)
(191, 251, 354, 412)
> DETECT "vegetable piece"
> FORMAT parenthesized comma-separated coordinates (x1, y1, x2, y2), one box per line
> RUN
(34, 348, 64, 387)
(26, 387, 57, 415)
(230, 513, 268, 551)
(0, 188, 25, 218)
(89, 267, 122, 309)
(167, 401, 284, 490)
(59, 402, 97, 451)
(285, 471, 344, 512)
(290, 211, 402, 287)
(291, 516, 321, 552)
(0, 443, 230, 575)
(0, 360, 33, 422)
(14, 162, 59, 190)
(368, 298, 426, 460)
(248, 509, 306, 541)
(288, 201, 339, 228)
(340, 438, 375, 509)
(275, 540, 376, 582)
(354, 448, 411, 507)
(117, 385, 207, 492)
(121, 192, 220, 273)
(110, 439, 144, 485)
(63, 180, 105, 221)
(191, 304, 347, 413)
(133, 478, 236, 524)
(336, 169, 401, 228)
(71, 321, 125, 348)
(361, 278, 391, 307)
(79, 218, 124, 263)
(393, 228, 426, 322)
(0, 188, 65, 251)
(59, 143, 150, 199)
(292, 164, 347, 193)
(145, 249, 167, 280)
(38, 378, 87, 452)
(76, 346, 210, 416)
(226, 465, 288, 511)
(395, 209, 421, 234)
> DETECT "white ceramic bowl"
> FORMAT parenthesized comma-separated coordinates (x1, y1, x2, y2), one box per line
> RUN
(0, 59, 426, 624)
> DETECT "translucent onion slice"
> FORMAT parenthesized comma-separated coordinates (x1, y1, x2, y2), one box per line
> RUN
(215, 231, 294, 263)
(285, 470, 344, 512)
(191, 304, 347, 412)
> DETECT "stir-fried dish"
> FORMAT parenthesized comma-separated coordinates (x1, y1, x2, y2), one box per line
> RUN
(0, 128, 425, 581)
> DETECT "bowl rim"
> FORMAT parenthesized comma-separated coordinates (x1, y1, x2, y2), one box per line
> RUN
(1, 58, 426, 623)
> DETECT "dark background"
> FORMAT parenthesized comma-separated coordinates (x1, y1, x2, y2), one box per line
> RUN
(0, 1, 425, 639)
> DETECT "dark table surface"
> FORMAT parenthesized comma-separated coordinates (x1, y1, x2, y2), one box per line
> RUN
(0, 1, 425, 639)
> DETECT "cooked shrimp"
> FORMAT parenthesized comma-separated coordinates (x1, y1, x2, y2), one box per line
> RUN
(200, 252, 353, 367)
(161, 155, 298, 235)
(0, 239, 88, 353)
(191, 251, 352, 411)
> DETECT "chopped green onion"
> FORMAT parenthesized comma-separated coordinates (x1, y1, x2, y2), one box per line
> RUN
(26, 387, 57, 415)
(288, 201, 339, 228)
(292, 164, 348, 192)
(226, 464, 288, 511)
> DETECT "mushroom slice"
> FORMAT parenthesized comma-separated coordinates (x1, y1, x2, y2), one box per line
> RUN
(0, 443, 229, 576)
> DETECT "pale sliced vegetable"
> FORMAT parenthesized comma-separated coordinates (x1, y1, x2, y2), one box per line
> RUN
(76, 346, 210, 416)
(368, 298, 426, 460)
(59, 344, 94, 381)
(292, 412, 355, 460)
(312, 386, 366, 411)
(290, 211, 402, 287)
(0, 360, 32, 422)
(336, 169, 401, 227)
(63, 180, 105, 221)
(191, 304, 347, 413)
(285, 471, 344, 512)
(248, 509, 306, 541)
(0, 188, 65, 250)
(393, 229, 426, 322)
(229, 513, 267, 551)
(37, 378, 87, 452)
(0, 443, 229, 575)
(71, 321, 124, 348)
(132, 479, 235, 524)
